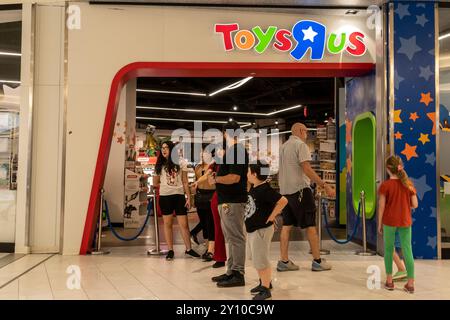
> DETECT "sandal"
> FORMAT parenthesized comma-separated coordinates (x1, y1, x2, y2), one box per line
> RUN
(404, 284, 415, 294)
(384, 281, 395, 291)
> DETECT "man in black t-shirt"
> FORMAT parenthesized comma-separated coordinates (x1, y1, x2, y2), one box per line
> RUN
(208, 121, 249, 288)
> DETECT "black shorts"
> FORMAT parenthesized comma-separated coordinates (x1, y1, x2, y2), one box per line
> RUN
(282, 187, 316, 228)
(159, 194, 187, 216)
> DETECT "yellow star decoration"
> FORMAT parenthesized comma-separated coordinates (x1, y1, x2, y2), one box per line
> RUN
(418, 133, 430, 145)
(394, 109, 402, 123)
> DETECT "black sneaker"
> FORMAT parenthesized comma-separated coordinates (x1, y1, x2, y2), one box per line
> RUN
(212, 261, 225, 268)
(252, 287, 272, 300)
(166, 250, 174, 261)
(217, 271, 245, 288)
(185, 249, 201, 258)
(202, 252, 214, 262)
(212, 273, 233, 283)
(250, 280, 273, 295)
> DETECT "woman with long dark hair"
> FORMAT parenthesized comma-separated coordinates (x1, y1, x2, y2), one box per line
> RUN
(154, 141, 200, 260)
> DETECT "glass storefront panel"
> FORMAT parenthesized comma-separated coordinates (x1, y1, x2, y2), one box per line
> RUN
(0, 7, 21, 251)
(439, 6, 450, 255)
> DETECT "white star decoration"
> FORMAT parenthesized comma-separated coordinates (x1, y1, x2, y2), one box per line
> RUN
(302, 26, 318, 42)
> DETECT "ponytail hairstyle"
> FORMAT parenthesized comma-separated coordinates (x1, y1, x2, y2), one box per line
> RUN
(385, 155, 415, 192)
(155, 140, 180, 175)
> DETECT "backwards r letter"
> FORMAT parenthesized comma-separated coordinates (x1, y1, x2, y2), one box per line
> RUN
(290, 20, 326, 61)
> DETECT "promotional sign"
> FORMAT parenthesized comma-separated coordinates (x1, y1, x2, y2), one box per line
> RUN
(215, 20, 367, 61)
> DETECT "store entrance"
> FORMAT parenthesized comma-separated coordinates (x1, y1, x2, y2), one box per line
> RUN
(99, 76, 345, 252)
(79, 62, 375, 255)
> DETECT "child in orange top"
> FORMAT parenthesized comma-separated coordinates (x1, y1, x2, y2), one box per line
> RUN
(378, 155, 418, 294)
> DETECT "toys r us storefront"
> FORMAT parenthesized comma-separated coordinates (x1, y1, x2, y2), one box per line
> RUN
(1, 1, 449, 260)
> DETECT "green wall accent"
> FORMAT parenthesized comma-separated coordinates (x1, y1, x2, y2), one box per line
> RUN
(352, 112, 376, 219)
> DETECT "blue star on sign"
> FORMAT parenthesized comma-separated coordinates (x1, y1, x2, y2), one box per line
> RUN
(397, 36, 422, 61)
(394, 68, 404, 90)
(427, 236, 437, 250)
(410, 175, 432, 201)
(429, 207, 436, 219)
(425, 152, 436, 165)
(419, 66, 433, 81)
(416, 14, 428, 27)
(396, 3, 410, 19)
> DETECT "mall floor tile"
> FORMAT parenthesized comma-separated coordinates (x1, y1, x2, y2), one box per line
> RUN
(0, 242, 449, 300)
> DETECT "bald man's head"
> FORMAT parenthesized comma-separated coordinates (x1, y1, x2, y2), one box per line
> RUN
(291, 123, 308, 141)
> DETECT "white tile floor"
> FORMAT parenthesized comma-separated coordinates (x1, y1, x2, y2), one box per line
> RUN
(1, 241, 449, 300)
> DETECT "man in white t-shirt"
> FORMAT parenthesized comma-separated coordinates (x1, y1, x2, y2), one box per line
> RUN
(277, 123, 336, 272)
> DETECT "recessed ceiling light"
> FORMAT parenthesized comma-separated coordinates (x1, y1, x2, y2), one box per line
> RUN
(209, 77, 253, 97)
(0, 51, 21, 57)
(136, 116, 250, 126)
(275, 121, 279, 125)
(345, 9, 358, 15)
(136, 104, 302, 117)
(136, 89, 206, 96)
(439, 32, 450, 41)
(229, 118, 233, 122)
(233, 106, 238, 111)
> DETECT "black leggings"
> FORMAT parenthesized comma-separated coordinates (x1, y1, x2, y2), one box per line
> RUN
(191, 206, 215, 241)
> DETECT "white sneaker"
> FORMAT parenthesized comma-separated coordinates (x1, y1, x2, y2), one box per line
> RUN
(311, 258, 332, 271)
(277, 260, 300, 272)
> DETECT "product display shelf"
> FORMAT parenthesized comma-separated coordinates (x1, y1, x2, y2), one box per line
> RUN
(317, 123, 337, 219)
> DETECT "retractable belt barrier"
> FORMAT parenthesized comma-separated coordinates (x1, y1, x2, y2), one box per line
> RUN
(103, 198, 152, 241)
(322, 198, 361, 245)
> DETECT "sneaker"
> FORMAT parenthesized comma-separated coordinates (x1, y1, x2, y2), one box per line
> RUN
(212, 261, 225, 268)
(393, 271, 407, 281)
(252, 287, 272, 300)
(185, 249, 200, 258)
(384, 281, 395, 291)
(202, 252, 214, 262)
(250, 280, 273, 295)
(212, 273, 233, 283)
(166, 250, 174, 261)
(277, 260, 300, 272)
(404, 284, 414, 294)
(217, 271, 245, 288)
(311, 258, 332, 271)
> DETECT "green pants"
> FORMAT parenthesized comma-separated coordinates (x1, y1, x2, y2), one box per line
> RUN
(383, 225, 415, 279)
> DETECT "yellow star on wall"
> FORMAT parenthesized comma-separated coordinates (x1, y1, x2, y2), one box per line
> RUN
(418, 133, 430, 145)
(394, 109, 402, 123)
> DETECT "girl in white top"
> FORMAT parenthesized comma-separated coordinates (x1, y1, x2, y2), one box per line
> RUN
(153, 141, 200, 260)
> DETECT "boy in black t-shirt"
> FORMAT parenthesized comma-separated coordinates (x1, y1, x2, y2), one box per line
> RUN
(245, 161, 288, 300)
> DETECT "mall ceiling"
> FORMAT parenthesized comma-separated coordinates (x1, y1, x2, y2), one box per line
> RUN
(136, 77, 338, 131)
